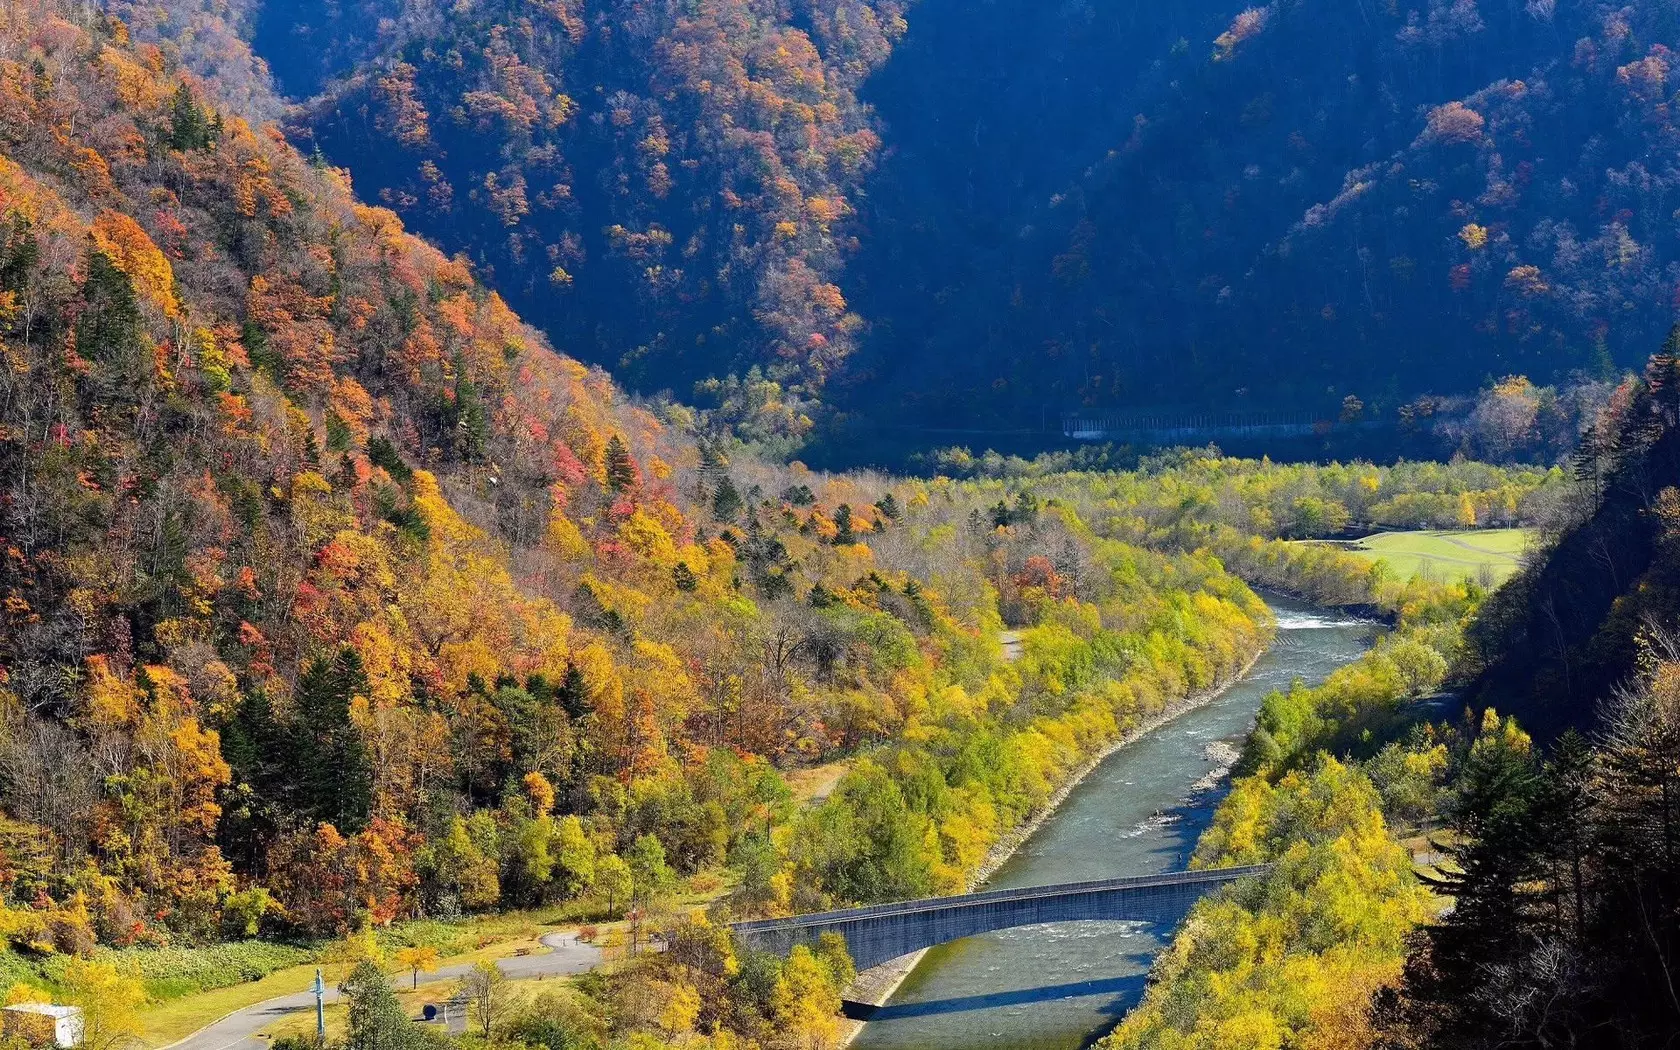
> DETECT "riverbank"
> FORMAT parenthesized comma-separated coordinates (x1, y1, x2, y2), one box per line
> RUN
(845, 602, 1379, 1050)
(837, 638, 1270, 1036)
(969, 645, 1267, 891)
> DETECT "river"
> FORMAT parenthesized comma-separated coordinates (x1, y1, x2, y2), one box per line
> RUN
(849, 597, 1379, 1050)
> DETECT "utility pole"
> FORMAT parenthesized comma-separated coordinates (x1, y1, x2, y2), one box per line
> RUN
(313, 968, 326, 1045)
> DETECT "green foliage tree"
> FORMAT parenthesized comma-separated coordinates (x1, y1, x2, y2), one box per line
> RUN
(556, 664, 590, 720)
(832, 504, 857, 545)
(711, 475, 743, 521)
(553, 816, 596, 898)
(594, 854, 632, 917)
(671, 561, 698, 591)
(450, 368, 490, 462)
(625, 834, 673, 908)
(342, 960, 439, 1050)
(791, 759, 935, 905)
(167, 84, 217, 151)
(76, 249, 144, 382)
(289, 648, 375, 832)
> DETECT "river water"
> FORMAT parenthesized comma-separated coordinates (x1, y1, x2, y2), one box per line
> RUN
(850, 597, 1379, 1050)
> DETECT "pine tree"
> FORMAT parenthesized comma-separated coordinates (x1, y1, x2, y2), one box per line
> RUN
(605, 435, 640, 492)
(452, 369, 490, 462)
(712, 475, 743, 520)
(672, 562, 698, 592)
(1401, 713, 1547, 1044)
(1652, 324, 1680, 428)
(77, 249, 143, 367)
(698, 439, 728, 483)
(1534, 730, 1594, 941)
(289, 648, 375, 832)
(217, 689, 284, 868)
(167, 84, 216, 152)
(833, 504, 856, 545)
(556, 664, 590, 720)
(781, 484, 815, 507)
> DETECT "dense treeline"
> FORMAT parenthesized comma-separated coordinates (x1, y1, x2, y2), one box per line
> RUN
(1371, 343, 1680, 1047)
(913, 453, 1562, 556)
(1377, 642, 1680, 1048)
(776, 501, 1269, 910)
(1098, 560, 1475, 1050)
(0, 0, 1090, 982)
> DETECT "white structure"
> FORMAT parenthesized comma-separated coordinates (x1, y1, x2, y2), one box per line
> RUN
(2, 1003, 84, 1048)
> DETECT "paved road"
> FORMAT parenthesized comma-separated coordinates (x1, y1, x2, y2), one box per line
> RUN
(164, 932, 601, 1050)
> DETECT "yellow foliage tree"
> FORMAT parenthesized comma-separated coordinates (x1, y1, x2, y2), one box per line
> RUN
(395, 944, 441, 989)
(91, 211, 179, 317)
(61, 959, 145, 1050)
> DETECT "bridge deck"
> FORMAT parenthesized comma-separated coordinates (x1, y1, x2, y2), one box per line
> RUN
(731, 865, 1269, 936)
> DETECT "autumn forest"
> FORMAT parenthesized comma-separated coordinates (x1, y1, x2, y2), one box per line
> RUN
(2, 0, 1680, 1049)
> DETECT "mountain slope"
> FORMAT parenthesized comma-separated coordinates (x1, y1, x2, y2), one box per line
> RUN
(262, 0, 906, 448)
(210, 0, 1680, 454)
(844, 0, 1680, 428)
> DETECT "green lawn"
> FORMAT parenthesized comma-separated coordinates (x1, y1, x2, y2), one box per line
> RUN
(1322, 528, 1534, 585)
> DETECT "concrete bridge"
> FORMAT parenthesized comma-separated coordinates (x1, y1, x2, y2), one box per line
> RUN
(730, 866, 1268, 971)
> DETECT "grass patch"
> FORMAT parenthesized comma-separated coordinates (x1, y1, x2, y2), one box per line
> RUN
(106, 941, 318, 1002)
(133, 914, 544, 1047)
(136, 957, 328, 1047)
(1307, 528, 1534, 585)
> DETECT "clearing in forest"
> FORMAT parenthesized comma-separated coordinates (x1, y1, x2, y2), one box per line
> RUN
(1315, 528, 1534, 585)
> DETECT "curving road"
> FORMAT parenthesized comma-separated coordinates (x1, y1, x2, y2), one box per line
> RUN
(163, 932, 601, 1050)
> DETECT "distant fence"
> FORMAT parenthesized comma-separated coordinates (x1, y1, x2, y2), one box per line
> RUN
(1062, 409, 1386, 444)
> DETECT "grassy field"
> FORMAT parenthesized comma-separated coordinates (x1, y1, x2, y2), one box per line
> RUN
(1314, 528, 1534, 585)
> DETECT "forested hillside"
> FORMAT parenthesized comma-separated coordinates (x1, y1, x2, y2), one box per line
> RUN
(1078, 342, 1680, 1050)
(850, 0, 1680, 429)
(1466, 340, 1680, 734)
(0, 0, 1388, 1018)
(251, 0, 904, 450)
(104, 0, 1678, 455)
(9, 0, 1674, 1044)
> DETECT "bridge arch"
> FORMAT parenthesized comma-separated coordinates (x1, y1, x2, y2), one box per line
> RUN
(729, 866, 1267, 972)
